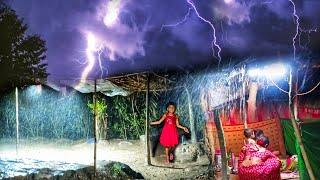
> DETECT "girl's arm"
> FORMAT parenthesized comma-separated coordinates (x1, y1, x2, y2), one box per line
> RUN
(150, 114, 166, 125)
(176, 116, 189, 133)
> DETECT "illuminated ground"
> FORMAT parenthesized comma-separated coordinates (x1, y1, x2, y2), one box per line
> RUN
(0, 138, 210, 179)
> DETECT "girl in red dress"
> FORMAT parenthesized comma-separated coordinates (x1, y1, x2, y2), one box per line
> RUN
(151, 102, 189, 163)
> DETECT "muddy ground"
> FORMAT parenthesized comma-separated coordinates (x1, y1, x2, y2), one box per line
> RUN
(0, 138, 211, 179)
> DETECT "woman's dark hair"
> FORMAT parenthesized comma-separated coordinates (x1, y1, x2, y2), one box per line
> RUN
(166, 101, 176, 109)
(254, 129, 264, 139)
(256, 135, 269, 148)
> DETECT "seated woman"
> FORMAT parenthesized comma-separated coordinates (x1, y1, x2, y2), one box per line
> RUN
(238, 135, 281, 180)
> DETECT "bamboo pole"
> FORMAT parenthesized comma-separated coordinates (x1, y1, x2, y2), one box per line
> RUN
(294, 71, 299, 120)
(214, 109, 228, 180)
(15, 87, 19, 157)
(145, 73, 151, 165)
(288, 68, 315, 180)
(93, 79, 97, 178)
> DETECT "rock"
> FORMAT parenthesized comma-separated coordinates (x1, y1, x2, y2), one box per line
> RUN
(7, 162, 143, 180)
(104, 161, 144, 179)
(34, 168, 54, 179)
(174, 143, 205, 163)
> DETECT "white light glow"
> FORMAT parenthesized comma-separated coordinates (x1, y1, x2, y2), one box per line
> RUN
(248, 68, 262, 77)
(224, 0, 234, 4)
(36, 85, 42, 94)
(248, 63, 287, 79)
(264, 63, 287, 78)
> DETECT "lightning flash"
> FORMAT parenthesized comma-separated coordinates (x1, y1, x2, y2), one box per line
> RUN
(75, 33, 101, 89)
(77, 0, 122, 87)
(161, 0, 222, 63)
(103, 0, 121, 27)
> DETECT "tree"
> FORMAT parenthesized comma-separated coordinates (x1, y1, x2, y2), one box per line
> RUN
(0, 3, 47, 92)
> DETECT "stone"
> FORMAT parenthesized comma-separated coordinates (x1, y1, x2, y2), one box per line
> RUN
(34, 168, 54, 179)
(104, 161, 144, 179)
(174, 143, 205, 163)
(7, 162, 143, 180)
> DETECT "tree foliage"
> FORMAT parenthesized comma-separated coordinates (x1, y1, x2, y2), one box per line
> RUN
(87, 97, 108, 140)
(0, 3, 47, 92)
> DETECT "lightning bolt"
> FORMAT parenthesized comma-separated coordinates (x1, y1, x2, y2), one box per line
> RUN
(289, 0, 318, 61)
(76, 33, 101, 89)
(288, 0, 299, 61)
(161, 0, 222, 63)
(160, 8, 192, 32)
(76, 0, 122, 87)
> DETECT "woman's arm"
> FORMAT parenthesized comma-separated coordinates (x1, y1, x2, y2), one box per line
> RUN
(176, 116, 189, 133)
(266, 149, 280, 160)
(150, 114, 166, 125)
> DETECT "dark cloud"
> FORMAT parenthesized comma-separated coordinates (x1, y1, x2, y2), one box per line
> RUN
(5, 0, 320, 79)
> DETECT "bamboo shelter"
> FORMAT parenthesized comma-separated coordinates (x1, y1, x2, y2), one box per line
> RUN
(4, 71, 175, 178)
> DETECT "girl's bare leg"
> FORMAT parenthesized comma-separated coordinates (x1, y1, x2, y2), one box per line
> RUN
(165, 147, 169, 163)
(169, 147, 175, 161)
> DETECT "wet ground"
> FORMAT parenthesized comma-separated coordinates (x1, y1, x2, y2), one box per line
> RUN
(0, 158, 85, 178)
(0, 138, 211, 179)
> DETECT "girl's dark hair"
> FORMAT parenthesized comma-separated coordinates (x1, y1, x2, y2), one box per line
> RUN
(244, 129, 253, 138)
(256, 135, 269, 148)
(254, 129, 264, 138)
(166, 101, 176, 109)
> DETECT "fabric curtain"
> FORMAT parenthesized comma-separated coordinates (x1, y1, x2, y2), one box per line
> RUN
(281, 119, 320, 180)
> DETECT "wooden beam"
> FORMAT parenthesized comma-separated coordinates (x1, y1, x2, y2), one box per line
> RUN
(106, 71, 149, 80)
(145, 73, 151, 165)
(242, 68, 248, 129)
(214, 109, 228, 180)
(93, 79, 97, 178)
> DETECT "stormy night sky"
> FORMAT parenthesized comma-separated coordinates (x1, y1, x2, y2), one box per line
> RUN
(5, 0, 320, 80)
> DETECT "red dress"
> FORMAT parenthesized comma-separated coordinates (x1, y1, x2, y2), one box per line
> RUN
(238, 144, 281, 180)
(159, 114, 179, 147)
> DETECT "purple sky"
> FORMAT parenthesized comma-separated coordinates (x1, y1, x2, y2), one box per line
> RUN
(5, 0, 320, 79)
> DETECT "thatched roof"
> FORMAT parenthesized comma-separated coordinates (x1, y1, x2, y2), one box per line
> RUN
(107, 72, 172, 92)
(46, 72, 173, 96)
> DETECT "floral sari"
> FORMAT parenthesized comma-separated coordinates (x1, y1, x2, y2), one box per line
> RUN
(238, 144, 281, 180)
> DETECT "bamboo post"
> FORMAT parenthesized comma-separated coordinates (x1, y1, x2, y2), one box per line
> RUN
(242, 67, 248, 129)
(214, 109, 228, 180)
(294, 71, 299, 120)
(145, 73, 151, 165)
(247, 82, 258, 123)
(93, 79, 97, 178)
(185, 85, 197, 143)
(288, 68, 315, 180)
(15, 87, 19, 157)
